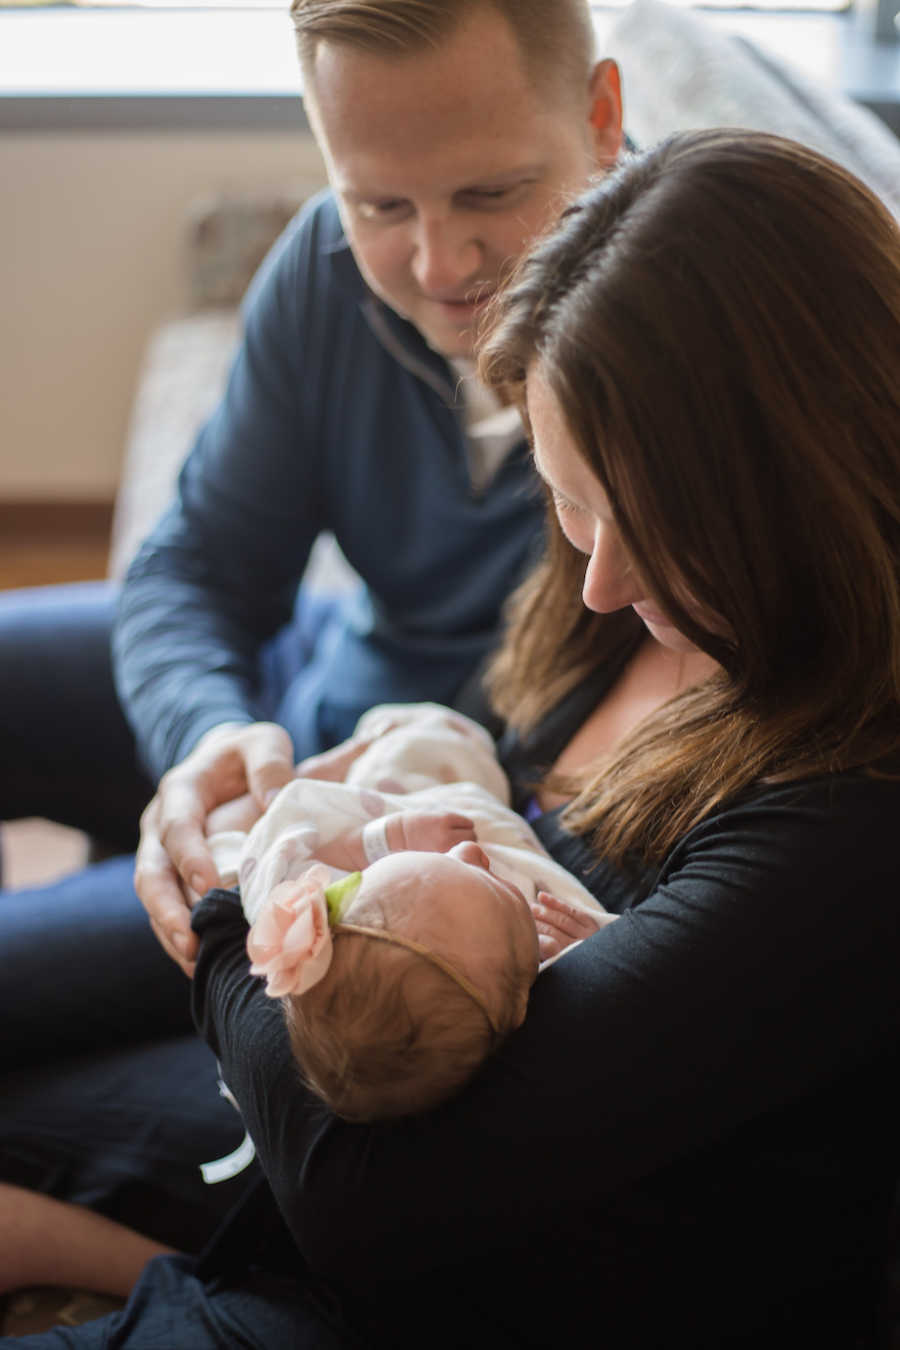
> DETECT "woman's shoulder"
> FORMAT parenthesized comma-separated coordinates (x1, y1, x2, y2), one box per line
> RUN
(687, 764, 900, 837)
(518, 752, 900, 919)
(655, 766, 900, 913)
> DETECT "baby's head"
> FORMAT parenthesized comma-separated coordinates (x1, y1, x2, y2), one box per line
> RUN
(247, 846, 539, 1121)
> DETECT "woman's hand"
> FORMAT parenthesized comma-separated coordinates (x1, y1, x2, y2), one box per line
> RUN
(134, 721, 295, 974)
(528, 890, 617, 963)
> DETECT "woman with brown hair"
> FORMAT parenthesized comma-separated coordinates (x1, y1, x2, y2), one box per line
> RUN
(4, 129, 900, 1348)
(482, 126, 900, 868)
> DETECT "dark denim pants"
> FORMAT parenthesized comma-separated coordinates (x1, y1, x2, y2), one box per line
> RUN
(0, 1254, 349, 1349)
(0, 579, 345, 1253)
(0, 578, 347, 856)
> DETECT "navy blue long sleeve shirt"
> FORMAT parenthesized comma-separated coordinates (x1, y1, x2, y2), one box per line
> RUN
(113, 192, 543, 780)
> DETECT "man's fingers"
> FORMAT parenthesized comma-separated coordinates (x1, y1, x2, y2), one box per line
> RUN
(160, 818, 221, 899)
(237, 721, 297, 807)
(134, 827, 200, 972)
(154, 781, 221, 896)
(135, 720, 300, 971)
(148, 915, 197, 977)
(206, 792, 261, 835)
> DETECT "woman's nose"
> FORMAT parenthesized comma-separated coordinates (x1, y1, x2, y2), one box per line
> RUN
(581, 524, 639, 614)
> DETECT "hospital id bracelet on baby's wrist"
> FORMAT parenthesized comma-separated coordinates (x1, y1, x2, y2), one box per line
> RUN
(362, 817, 392, 863)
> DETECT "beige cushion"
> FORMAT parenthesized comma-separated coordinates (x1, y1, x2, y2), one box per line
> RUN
(108, 311, 240, 579)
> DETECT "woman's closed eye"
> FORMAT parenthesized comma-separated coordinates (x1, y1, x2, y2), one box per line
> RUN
(551, 489, 585, 517)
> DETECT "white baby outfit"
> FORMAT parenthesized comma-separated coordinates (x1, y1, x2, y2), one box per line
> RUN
(209, 703, 604, 929)
(201, 704, 604, 1182)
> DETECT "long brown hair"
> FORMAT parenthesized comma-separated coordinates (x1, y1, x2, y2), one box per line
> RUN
(479, 130, 900, 865)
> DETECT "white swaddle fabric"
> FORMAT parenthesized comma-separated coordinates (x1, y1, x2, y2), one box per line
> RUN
(208, 704, 605, 928)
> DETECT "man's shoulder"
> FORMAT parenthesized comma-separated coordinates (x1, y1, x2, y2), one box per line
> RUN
(242, 186, 365, 327)
(280, 188, 356, 278)
(295, 188, 345, 246)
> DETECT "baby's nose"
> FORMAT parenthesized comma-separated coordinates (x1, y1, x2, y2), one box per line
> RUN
(451, 841, 491, 871)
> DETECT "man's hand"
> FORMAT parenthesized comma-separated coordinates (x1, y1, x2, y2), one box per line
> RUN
(134, 721, 295, 973)
(528, 890, 617, 963)
(205, 791, 263, 836)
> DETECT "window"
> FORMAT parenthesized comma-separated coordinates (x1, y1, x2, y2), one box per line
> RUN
(0, 0, 855, 13)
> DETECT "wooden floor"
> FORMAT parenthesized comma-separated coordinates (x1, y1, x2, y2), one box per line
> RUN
(0, 501, 111, 590)
(0, 501, 112, 889)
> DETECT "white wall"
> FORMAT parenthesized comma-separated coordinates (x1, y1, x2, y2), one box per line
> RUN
(1, 126, 326, 501)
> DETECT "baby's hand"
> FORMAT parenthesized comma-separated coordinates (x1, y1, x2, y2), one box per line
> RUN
(528, 891, 617, 962)
(392, 811, 477, 854)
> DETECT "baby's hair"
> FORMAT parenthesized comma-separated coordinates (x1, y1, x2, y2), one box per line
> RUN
(283, 926, 526, 1121)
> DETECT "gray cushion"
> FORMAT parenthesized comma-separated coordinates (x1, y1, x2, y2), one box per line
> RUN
(607, 0, 900, 215)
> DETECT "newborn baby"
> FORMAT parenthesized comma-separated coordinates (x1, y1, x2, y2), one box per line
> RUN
(208, 704, 611, 1121)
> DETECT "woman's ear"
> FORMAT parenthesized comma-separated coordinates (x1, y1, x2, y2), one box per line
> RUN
(587, 58, 624, 169)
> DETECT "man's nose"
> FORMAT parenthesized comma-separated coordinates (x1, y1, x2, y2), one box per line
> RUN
(411, 214, 483, 295)
(581, 524, 639, 614)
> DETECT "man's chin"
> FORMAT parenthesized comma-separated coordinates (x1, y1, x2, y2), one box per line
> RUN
(417, 317, 480, 361)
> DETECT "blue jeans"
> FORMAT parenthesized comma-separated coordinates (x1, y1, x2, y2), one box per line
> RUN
(0, 577, 348, 1067)
(0, 1020, 255, 1252)
(0, 582, 152, 851)
(0, 1253, 350, 1349)
(0, 579, 347, 855)
(0, 579, 348, 1251)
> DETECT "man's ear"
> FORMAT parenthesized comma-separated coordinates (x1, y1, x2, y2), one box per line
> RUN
(587, 58, 624, 168)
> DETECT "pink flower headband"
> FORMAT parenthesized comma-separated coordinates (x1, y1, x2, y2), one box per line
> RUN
(245, 863, 499, 1034)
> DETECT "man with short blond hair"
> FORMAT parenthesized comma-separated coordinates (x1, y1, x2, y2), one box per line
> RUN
(116, 0, 623, 973)
(0, 4, 624, 1335)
